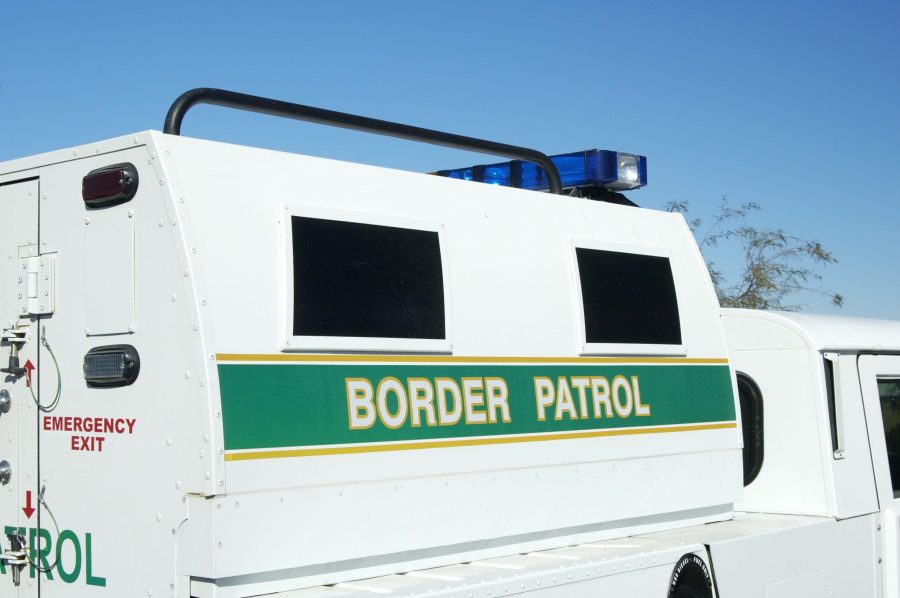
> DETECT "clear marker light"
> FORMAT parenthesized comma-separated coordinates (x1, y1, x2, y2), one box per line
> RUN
(435, 149, 647, 192)
(83, 345, 141, 388)
(617, 154, 639, 186)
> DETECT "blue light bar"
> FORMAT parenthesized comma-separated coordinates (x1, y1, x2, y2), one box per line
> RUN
(435, 149, 647, 192)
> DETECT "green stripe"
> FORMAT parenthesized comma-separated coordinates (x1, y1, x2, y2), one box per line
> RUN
(218, 363, 735, 451)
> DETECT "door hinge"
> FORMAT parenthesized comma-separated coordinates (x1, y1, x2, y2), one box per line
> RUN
(19, 254, 55, 316)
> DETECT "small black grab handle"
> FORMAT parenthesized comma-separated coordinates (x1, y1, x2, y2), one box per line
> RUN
(163, 88, 563, 195)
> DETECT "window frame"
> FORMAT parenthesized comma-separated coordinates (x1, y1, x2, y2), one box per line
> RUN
(570, 240, 686, 356)
(280, 205, 452, 353)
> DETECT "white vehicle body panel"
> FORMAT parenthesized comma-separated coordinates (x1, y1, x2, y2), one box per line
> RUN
(0, 132, 740, 597)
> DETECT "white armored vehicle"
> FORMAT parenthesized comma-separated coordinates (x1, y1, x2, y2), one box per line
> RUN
(0, 89, 897, 598)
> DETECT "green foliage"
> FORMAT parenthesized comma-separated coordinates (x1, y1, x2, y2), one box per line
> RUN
(667, 198, 843, 311)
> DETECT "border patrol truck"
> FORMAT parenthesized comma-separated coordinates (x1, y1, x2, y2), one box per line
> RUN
(0, 89, 896, 597)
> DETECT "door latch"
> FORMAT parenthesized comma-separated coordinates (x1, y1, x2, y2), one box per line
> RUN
(0, 323, 28, 377)
(1, 533, 27, 586)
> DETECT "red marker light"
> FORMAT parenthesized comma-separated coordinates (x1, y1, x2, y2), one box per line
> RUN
(82, 163, 139, 208)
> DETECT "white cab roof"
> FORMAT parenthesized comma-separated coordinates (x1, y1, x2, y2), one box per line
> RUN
(722, 308, 900, 353)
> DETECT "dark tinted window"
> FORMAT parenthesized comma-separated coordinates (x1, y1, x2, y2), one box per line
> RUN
(292, 217, 445, 339)
(575, 248, 681, 345)
(737, 373, 764, 486)
(877, 378, 900, 496)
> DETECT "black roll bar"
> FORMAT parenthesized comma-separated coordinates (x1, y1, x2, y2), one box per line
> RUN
(163, 88, 563, 195)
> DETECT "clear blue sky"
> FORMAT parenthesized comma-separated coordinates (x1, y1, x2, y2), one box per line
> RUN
(2, 1, 898, 318)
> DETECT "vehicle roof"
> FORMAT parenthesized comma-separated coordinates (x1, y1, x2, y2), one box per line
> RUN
(722, 308, 900, 353)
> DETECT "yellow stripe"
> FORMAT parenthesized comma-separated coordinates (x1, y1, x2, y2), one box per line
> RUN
(216, 353, 729, 365)
(224, 422, 737, 461)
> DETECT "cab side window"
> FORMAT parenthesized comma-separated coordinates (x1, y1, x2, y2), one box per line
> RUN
(877, 378, 900, 496)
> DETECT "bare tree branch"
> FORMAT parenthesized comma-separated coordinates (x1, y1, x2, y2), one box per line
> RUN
(666, 197, 843, 311)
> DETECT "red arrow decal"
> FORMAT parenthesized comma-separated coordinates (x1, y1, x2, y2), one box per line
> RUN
(23, 490, 35, 519)
(24, 359, 35, 388)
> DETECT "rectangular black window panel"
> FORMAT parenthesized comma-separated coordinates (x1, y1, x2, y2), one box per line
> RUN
(576, 248, 681, 345)
(292, 216, 445, 339)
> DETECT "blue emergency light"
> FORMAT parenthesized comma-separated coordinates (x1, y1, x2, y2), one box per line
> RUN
(435, 149, 647, 192)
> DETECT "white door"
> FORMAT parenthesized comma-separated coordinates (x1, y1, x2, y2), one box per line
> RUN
(860, 354, 900, 598)
(0, 177, 41, 598)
